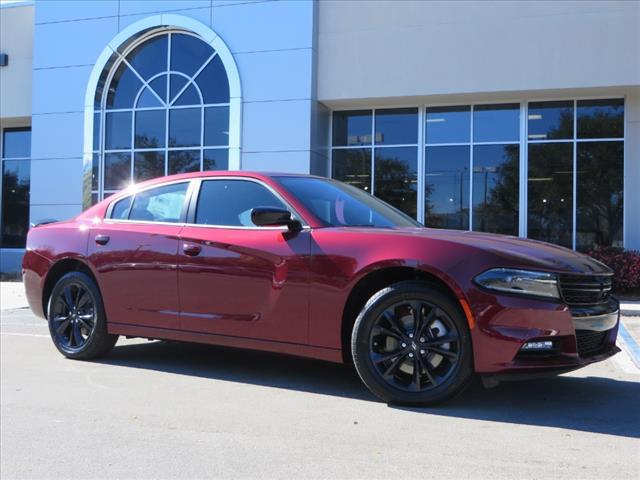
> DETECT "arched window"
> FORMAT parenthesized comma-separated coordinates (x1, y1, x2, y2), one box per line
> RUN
(91, 30, 232, 203)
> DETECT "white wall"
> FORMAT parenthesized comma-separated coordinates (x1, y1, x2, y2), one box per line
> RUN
(0, 3, 34, 120)
(317, 0, 640, 102)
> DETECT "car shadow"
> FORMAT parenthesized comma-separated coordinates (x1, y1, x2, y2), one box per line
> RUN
(98, 340, 640, 439)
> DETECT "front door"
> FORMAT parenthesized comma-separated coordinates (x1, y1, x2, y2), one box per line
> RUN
(178, 178, 310, 344)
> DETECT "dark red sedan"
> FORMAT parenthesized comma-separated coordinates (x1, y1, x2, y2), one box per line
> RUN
(22, 171, 620, 405)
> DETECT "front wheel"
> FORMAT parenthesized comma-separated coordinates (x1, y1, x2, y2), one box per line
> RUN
(47, 271, 118, 360)
(351, 282, 473, 405)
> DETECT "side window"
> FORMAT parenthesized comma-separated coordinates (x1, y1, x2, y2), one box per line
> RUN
(110, 196, 132, 219)
(195, 180, 287, 227)
(129, 182, 189, 223)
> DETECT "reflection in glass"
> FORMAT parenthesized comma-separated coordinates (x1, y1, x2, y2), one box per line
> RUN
(169, 75, 188, 104)
(203, 149, 229, 170)
(127, 34, 168, 80)
(577, 141, 623, 250)
(472, 145, 519, 235)
(149, 76, 167, 103)
(104, 152, 131, 190)
(527, 143, 573, 248)
(425, 146, 470, 230)
(93, 113, 100, 151)
(332, 111, 372, 146)
(136, 86, 163, 108)
(2, 128, 31, 158)
(425, 106, 470, 144)
(204, 107, 229, 146)
(135, 110, 165, 148)
(375, 108, 418, 145)
(577, 99, 624, 139)
(174, 83, 201, 106)
(105, 111, 132, 150)
(171, 33, 213, 76)
(92, 154, 99, 190)
(1, 159, 30, 247)
(169, 108, 201, 147)
(331, 149, 371, 191)
(374, 147, 417, 219)
(195, 56, 229, 104)
(106, 63, 142, 109)
(527, 101, 573, 140)
(134, 151, 165, 182)
(168, 150, 200, 175)
(473, 104, 519, 142)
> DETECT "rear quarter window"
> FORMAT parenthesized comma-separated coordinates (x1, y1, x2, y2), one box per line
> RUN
(110, 196, 132, 219)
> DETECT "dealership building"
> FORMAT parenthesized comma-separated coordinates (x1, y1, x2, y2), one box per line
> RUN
(1, 0, 639, 275)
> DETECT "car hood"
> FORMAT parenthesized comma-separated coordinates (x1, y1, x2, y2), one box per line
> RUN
(351, 227, 612, 275)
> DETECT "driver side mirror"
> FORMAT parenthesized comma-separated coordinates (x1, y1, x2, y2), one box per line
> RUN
(251, 207, 302, 232)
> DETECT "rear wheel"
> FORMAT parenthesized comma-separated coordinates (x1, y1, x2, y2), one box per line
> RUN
(47, 271, 118, 359)
(351, 282, 473, 405)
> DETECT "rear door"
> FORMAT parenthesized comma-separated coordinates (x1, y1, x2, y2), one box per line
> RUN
(177, 178, 311, 343)
(88, 181, 191, 329)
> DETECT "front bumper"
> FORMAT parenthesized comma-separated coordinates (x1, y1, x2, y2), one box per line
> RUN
(469, 289, 620, 375)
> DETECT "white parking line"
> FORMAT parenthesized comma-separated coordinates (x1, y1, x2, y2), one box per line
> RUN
(0, 332, 49, 338)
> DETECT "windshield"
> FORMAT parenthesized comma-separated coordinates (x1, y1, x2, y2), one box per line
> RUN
(276, 176, 422, 228)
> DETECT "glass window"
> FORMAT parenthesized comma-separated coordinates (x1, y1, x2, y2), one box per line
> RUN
(374, 147, 417, 219)
(2, 128, 30, 158)
(134, 151, 165, 182)
(195, 55, 229, 104)
(106, 63, 142, 109)
(195, 180, 286, 227)
(473, 104, 519, 143)
(92, 154, 99, 190)
(425, 146, 470, 230)
(104, 152, 131, 190)
(577, 99, 624, 139)
(472, 145, 519, 235)
(134, 110, 165, 148)
(276, 176, 420, 228)
(374, 108, 418, 145)
(204, 107, 229, 146)
(1, 159, 30, 248)
(105, 111, 132, 150)
(425, 106, 470, 144)
(528, 101, 573, 140)
(129, 182, 188, 223)
(110, 195, 132, 220)
(127, 34, 168, 80)
(331, 149, 371, 192)
(168, 150, 200, 175)
(94, 31, 232, 200)
(527, 143, 573, 248)
(169, 108, 200, 147)
(332, 111, 372, 146)
(203, 149, 229, 170)
(170, 33, 214, 77)
(576, 142, 623, 250)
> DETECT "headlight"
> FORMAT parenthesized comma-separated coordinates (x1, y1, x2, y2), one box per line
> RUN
(474, 268, 560, 299)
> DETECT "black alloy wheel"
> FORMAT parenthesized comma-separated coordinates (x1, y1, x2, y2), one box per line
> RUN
(352, 282, 473, 405)
(48, 271, 118, 359)
(50, 282, 96, 351)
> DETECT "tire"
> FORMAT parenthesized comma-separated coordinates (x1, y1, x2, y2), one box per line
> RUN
(351, 281, 473, 406)
(47, 271, 118, 360)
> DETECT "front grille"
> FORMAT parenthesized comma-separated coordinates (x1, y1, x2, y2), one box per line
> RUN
(576, 329, 608, 357)
(559, 274, 612, 306)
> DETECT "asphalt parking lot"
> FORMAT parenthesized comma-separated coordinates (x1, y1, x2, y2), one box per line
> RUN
(1, 306, 639, 480)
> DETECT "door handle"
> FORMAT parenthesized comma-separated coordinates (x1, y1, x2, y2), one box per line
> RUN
(182, 243, 202, 256)
(95, 234, 110, 245)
